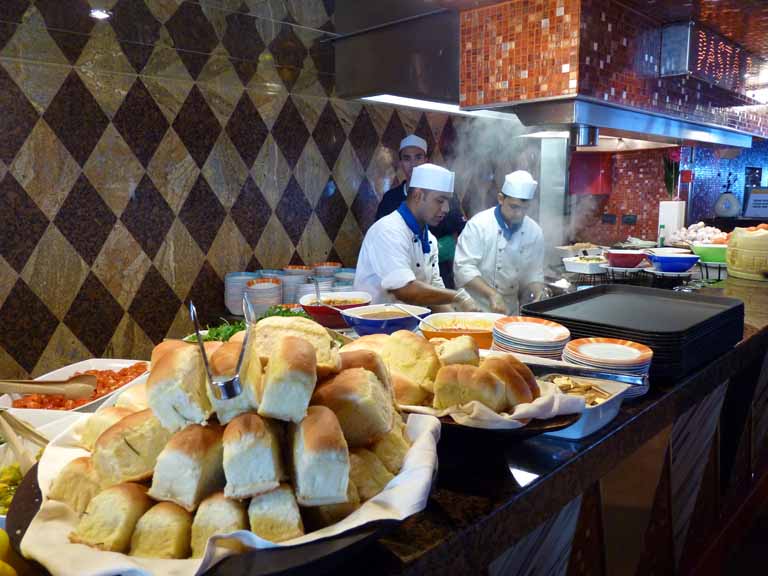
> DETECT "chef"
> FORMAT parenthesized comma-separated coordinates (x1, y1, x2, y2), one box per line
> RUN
(454, 170, 546, 314)
(354, 163, 480, 311)
(375, 134, 428, 220)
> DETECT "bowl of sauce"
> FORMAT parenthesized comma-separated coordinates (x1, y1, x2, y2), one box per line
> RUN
(419, 312, 504, 349)
(341, 304, 432, 336)
(299, 291, 372, 329)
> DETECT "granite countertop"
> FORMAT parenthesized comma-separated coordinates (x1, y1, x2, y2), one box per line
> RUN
(320, 277, 768, 575)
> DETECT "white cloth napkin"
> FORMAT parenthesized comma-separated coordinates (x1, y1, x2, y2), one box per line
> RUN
(401, 380, 585, 430)
(21, 413, 441, 576)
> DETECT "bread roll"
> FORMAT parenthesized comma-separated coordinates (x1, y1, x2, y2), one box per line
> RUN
(293, 406, 349, 506)
(371, 419, 410, 475)
(70, 483, 152, 552)
(223, 413, 283, 499)
(390, 371, 429, 406)
(248, 484, 304, 542)
(302, 479, 360, 529)
(229, 330, 246, 343)
(48, 457, 101, 515)
(349, 449, 394, 501)
(149, 423, 225, 512)
(115, 380, 148, 411)
(93, 409, 172, 487)
(311, 368, 393, 448)
(79, 406, 135, 451)
(150, 339, 191, 365)
(191, 492, 248, 558)
(203, 341, 222, 357)
(208, 341, 262, 424)
(383, 330, 440, 393)
(147, 345, 212, 431)
(506, 354, 540, 399)
(480, 355, 533, 409)
(434, 335, 480, 367)
(130, 502, 192, 559)
(339, 349, 392, 399)
(258, 335, 317, 423)
(432, 365, 507, 412)
(340, 334, 390, 354)
(250, 316, 341, 377)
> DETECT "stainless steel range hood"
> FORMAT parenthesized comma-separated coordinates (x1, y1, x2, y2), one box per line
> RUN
(334, 0, 754, 149)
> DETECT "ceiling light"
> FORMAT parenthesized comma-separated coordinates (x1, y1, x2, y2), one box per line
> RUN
(360, 95, 519, 121)
(89, 9, 112, 20)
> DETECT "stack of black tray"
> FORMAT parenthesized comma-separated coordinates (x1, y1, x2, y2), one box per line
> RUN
(521, 285, 744, 382)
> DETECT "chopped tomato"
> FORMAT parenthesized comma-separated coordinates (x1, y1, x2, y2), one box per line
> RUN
(11, 362, 148, 410)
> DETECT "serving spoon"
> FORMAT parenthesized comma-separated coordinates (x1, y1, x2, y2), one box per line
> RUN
(391, 303, 440, 331)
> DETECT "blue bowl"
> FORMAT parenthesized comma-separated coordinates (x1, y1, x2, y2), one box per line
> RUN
(341, 304, 431, 336)
(647, 254, 700, 272)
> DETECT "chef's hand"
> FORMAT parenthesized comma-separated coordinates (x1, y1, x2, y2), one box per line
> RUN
(489, 292, 507, 314)
(452, 288, 481, 312)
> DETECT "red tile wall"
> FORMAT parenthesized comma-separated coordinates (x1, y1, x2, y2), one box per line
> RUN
(459, 0, 768, 136)
(459, 0, 581, 108)
(571, 149, 674, 245)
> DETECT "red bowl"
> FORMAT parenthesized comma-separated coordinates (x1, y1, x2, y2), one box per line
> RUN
(299, 291, 372, 329)
(606, 250, 647, 268)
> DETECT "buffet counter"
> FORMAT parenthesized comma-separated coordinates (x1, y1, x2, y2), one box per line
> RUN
(267, 277, 767, 576)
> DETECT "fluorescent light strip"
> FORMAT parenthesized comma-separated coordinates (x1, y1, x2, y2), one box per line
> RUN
(361, 94, 517, 121)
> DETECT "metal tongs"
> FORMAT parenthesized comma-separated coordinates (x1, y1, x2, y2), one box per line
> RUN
(189, 298, 253, 401)
(0, 410, 50, 474)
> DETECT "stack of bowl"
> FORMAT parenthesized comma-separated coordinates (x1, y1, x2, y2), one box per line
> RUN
(224, 272, 260, 315)
(244, 278, 282, 315)
(313, 261, 342, 278)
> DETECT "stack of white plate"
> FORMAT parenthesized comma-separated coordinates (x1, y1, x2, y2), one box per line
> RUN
(244, 278, 282, 316)
(334, 269, 356, 284)
(562, 338, 653, 398)
(224, 272, 259, 315)
(562, 338, 652, 375)
(492, 316, 570, 359)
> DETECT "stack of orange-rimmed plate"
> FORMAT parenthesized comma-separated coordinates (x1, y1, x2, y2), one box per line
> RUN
(563, 337, 652, 376)
(492, 316, 571, 359)
(244, 277, 282, 315)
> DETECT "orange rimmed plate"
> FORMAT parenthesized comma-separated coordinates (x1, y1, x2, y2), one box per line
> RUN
(493, 316, 571, 343)
(564, 338, 653, 365)
(246, 277, 281, 288)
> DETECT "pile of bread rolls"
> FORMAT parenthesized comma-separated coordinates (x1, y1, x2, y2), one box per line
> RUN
(343, 331, 540, 413)
(47, 316, 411, 560)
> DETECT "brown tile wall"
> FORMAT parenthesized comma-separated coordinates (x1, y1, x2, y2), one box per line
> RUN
(0, 0, 470, 377)
(459, 0, 768, 136)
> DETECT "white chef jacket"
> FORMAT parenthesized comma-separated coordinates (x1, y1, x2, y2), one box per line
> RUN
(453, 208, 545, 314)
(354, 210, 444, 304)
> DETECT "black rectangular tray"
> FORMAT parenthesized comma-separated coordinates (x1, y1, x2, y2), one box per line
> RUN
(521, 285, 744, 382)
(521, 285, 744, 336)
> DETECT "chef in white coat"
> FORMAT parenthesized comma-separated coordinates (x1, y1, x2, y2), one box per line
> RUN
(454, 170, 546, 314)
(354, 163, 479, 311)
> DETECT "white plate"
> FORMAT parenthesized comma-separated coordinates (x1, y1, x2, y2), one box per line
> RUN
(0, 359, 149, 413)
(643, 267, 694, 277)
(599, 263, 646, 273)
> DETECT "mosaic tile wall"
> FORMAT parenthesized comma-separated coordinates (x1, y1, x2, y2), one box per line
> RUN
(0, 0, 470, 378)
(684, 140, 768, 222)
(459, 0, 581, 107)
(571, 148, 672, 245)
(459, 0, 768, 137)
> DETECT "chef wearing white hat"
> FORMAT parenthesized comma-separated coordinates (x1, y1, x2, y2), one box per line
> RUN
(453, 170, 546, 314)
(375, 135, 428, 221)
(355, 163, 480, 310)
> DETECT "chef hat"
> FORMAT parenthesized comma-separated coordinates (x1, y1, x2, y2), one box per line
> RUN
(409, 163, 455, 194)
(501, 170, 538, 199)
(399, 134, 428, 153)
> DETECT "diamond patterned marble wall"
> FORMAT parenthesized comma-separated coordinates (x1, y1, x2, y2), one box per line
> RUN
(0, 0, 476, 378)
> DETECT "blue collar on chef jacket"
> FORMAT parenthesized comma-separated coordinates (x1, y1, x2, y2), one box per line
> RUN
(495, 205, 522, 240)
(397, 202, 430, 254)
